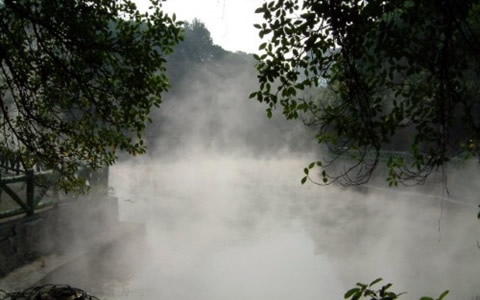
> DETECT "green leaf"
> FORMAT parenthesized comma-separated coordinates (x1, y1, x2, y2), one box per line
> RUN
(308, 162, 315, 169)
(369, 278, 383, 287)
(356, 283, 367, 289)
(438, 290, 449, 300)
(301, 176, 307, 184)
(419, 297, 434, 300)
(344, 288, 360, 299)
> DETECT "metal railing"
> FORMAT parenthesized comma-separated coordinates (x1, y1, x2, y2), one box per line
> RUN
(0, 155, 108, 220)
(333, 149, 470, 166)
(1, 170, 51, 218)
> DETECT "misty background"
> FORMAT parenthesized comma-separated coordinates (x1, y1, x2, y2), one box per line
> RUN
(104, 20, 480, 299)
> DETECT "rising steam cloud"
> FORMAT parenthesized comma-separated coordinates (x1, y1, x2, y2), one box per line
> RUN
(107, 54, 480, 300)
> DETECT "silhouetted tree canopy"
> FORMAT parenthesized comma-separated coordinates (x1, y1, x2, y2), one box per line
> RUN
(0, 0, 182, 189)
(251, 0, 480, 186)
(166, 19, 227, 84)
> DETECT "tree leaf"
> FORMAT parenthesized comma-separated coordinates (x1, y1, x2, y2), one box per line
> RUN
(369, 278, 383, 287)
(438, 290, 449, 300)
(344, 288, 360, 299)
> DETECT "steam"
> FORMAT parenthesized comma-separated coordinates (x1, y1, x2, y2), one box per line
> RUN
(18, 53, 479, 300)
(109, 153, 480, 300)
(145, 54, 315, 158)
(108, 56, 480, 300)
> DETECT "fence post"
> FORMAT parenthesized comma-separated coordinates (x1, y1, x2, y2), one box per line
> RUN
(26, 169, 35, 216)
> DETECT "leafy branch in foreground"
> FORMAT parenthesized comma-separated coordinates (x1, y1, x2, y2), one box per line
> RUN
(0, 0, 183, 190)
(252, 0, 480, 186)
(344, 278, 449, 300)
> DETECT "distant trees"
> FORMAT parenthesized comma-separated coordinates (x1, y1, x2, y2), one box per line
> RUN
(0, 0, 182, 189)
(178, 19, 227, 63)
(145, 19, 315, 156)
(251, 0, 480, 186)
(166, 19, 227, 84)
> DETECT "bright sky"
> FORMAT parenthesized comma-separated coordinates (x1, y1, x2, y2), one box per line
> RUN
(136, 0, 265, 54)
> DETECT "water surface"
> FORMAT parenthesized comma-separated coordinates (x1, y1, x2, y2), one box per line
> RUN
(109, 155, 480, 299)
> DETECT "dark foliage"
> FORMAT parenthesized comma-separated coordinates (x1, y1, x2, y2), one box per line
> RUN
(0, 0, 182, 190)
(252, 0, 480, 186)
